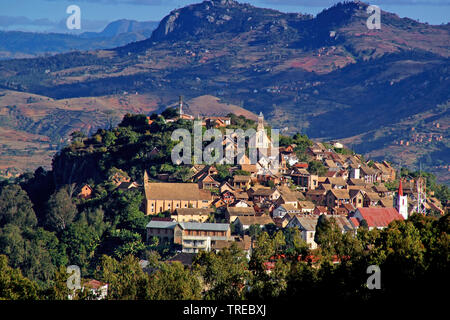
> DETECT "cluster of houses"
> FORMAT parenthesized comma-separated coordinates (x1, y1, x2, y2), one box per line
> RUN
(142, 112, 446, 258)
(76, 107, 445, 263)
(70, 107, 448, 299)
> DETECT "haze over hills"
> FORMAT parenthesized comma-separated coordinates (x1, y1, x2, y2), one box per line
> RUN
(0, 19, 159, 60)
(0, 0, 448, 183)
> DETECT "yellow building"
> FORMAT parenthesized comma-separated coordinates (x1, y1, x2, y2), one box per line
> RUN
(171, 208, 214, 223)
(144, 172, 212, 215)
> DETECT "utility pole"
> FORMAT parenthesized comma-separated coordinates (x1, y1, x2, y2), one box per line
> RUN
(416, 162, 427, 215)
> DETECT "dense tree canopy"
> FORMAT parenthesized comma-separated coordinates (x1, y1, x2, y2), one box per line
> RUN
(45, 187, 77, 232)
(0, 184, 37, 228)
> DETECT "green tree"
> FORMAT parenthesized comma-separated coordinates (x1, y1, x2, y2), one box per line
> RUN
(193, 244, 250, 300)
(249, 232, 276, 274)
(0, 184, 37, 228)
(172, 166, 194, 182)
(149, 262, 202, 300)
(248, 224, 262, 239)
(107, 188, 148, 231)
(308, 160, 327, 176)
(103, 130, 117, 147)
(96, 254, 151, 300)
(0, 224, 27, 269)
(315, 215, 342, 255)
(161, 107, 178, 119)
(22, 228, 67, 285)
(0, 255, 39, 300)
(61, 221, 100, 273)
(45, 187, 77, 232)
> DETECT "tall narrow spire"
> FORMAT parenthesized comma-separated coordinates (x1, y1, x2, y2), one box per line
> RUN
(398, 179, 403, 196)
(257, 112, 264, 131)
(396, 178, 408, 219)
(179, 95, 183, 116)
(143, 170, 149, 187)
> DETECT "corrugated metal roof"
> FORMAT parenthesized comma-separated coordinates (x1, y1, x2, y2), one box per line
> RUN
(146, 221, 178, 229)
(349, 217, 360, 228)
(356, 208, 403, 228)
(179, 222, 230, 231)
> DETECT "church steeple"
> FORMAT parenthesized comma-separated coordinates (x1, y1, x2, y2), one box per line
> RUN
(257, 112, 264, 131)
(396, 179, 408, 220)
(143, 170, 149, 187)
(179, 95, 183, 116)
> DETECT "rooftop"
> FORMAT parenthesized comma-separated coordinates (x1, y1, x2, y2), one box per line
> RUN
(144, 182, 211, 201)
(291, 215, 319, 231)
(146, 220, 178, 229)
(179, 222, 230, 231)
(226, 206, 256, 215)
(173, 208, 214, 215)
(355, 208, 403, 228)
(235, 215, 274, 226)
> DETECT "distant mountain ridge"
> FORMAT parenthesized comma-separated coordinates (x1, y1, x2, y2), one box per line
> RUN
(0, 0, 448, 182)
(0, 19, 159, 60)
(80, 19, 159, 39)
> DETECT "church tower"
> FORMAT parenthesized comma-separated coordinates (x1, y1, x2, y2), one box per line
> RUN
(255, 112, 269, 149)
(257, 112, 264, 131)
(396, 179, 408, 219)
(143, 170, 149, 188)
(179, 95, 183, 116)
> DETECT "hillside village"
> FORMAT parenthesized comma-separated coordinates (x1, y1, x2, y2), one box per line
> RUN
(0, 0, 449, 304)
(0, 98, 448, 301)
(75, 101, 447, 271)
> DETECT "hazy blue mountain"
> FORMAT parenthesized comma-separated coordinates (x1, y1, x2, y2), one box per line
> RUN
(0, 19, 159, 60)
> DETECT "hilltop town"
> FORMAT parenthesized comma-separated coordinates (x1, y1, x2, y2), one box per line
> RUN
(74, 99, 447, 266)
(0, 96, 448, 302)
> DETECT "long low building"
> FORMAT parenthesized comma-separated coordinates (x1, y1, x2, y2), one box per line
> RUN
(144, 172, 212, 215)
(146, 220, 231, 253)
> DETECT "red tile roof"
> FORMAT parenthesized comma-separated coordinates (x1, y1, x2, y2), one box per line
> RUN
(356, 208, 403, 228)
(84, 279, 107, 289)
(349, 217, 360, 228)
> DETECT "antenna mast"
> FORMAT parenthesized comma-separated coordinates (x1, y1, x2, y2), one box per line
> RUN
(416, 162, 427, 215)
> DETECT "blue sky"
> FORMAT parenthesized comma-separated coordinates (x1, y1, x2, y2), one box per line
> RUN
(0, 0, 448, 33)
